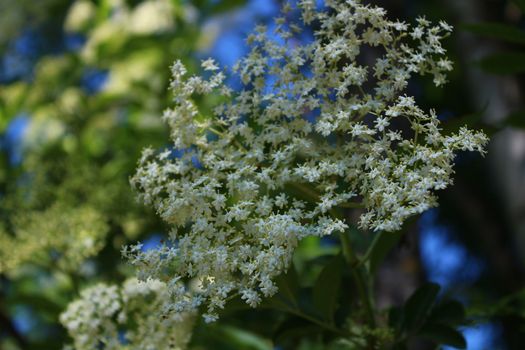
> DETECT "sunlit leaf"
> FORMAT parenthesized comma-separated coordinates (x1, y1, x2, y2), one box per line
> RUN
(218, 325, 273, 350)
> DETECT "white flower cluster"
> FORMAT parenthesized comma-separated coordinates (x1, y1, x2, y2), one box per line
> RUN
(0, 204, 108, 273)
(60, 278, 194, 350)
(129, 0, 488, 321)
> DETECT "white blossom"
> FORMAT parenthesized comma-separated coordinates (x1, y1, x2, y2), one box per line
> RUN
(201, 58, 219, 71)
(60, 279, 194, 350)
(128, 0, 488, 321)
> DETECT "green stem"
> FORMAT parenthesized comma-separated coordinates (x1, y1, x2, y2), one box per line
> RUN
(243, 295, 348, 336)
(287, 308, 348, 336)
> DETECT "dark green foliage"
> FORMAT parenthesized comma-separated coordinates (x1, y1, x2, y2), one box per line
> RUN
(365, 231, 402, 276)
(463, 22, 525, 45)
(389, 283, 467, 349)
(402, 283, 441, 331)
(478, 52, 525, 74)
(267, 265, 301, 312)
(514, 0, 525, 12)
(418, 324, 466, 349)
(503, 110, 525, 129)
(312, 255, 344, 323)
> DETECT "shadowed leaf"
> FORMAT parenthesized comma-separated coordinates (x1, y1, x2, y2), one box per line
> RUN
(312, 254, 344, 322)
(428, 300, 466, 325)
(514, 0, 525, 12)
(419, 324, 466, 349)
(366, 231, 402, 276)
(266, 264, 300, 311)
(504, 110, 525, 129)
(478, 53, 525, 74)
(402, 283, 441, 331)
(463, 22, 525, 45)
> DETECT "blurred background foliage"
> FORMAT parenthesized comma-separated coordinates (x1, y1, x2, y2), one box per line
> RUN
(0, 0, 525, 349)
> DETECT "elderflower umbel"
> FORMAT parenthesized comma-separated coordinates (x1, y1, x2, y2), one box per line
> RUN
(0, 204, 108, 273)
(60, 278, 194, 350)
(128, 0, 488, 321)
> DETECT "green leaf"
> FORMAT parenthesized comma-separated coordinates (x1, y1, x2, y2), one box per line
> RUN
(96, 0, 112, 24)
(273, 316, 321, 345)
(388, 306, 404, 330)
(402, 283, 441, 331)
(365, 231, 402, 276)
(462, 22, 525, 45)
(504, 110, 525, 129)
(312, 254, 344, 322)
(266, 264, 300, 311)
(428, 300, 466, 325)
(218, 325, 273, 350)
(331, 338, 368, 350)
(419, 324, 467, 349)
(478, 52, 525, 74)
